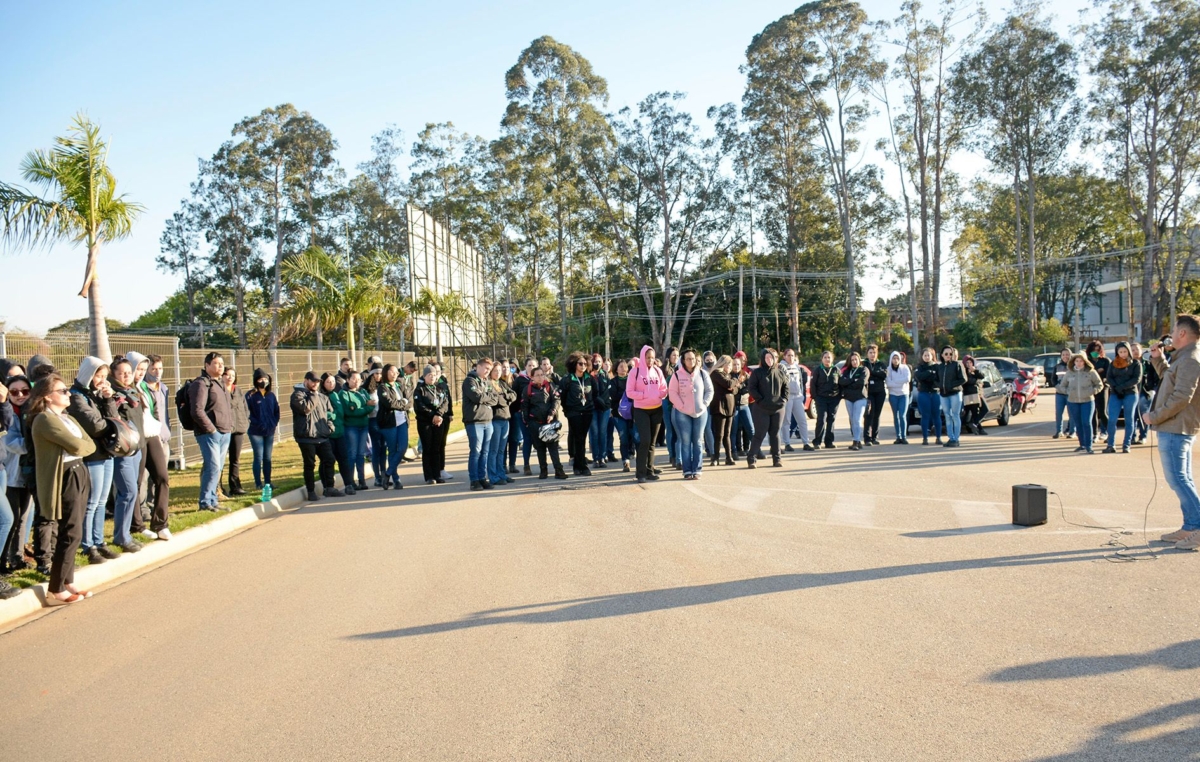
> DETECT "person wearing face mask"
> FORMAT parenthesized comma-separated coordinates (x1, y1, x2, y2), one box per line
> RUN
(246, 368, 280, 492)
(914, 348, 943, 445)
(668, 349, 714, 480)
(127, 352, 172, 539)
(936, 346, 967, 447)
(1104, 341, 1143, 453)
(1087, 340, 1111, 443)
(839, 352, 869, 450)
(66, 357, 124, 562)
(885, 351, 911, 444)
(701, 351, 717, 459)
(779, 348, 812, 452)
(1051, 347, 1075, 440)
(589, 352, 612, 469)
(811, 351, 841, 450)
(223, 367, 250, 497)
(863, 344, 888, 447)
(745, 348, 789, 468)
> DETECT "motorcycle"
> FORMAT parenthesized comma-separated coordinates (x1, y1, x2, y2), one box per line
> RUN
(1011, 368, 1040, 415)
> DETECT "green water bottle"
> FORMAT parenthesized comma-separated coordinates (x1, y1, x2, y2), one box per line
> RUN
(262, 484, 273, 502)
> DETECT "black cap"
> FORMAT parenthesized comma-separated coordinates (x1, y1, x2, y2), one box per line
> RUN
(304, 371, 320, 383)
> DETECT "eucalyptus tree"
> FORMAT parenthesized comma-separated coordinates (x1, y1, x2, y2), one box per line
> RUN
(158, 203, 206, 343)
(584, 92, 738, 351)
(952, 9, 1080, 335)
(746, 0, 887, 347)
(502, 35, 610, 350)
(1081, 0, 1200, 336)
(0, 114, 143, 360)
(281, 111, 341, 248)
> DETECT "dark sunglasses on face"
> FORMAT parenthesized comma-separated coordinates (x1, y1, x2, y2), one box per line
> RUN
(9, 389, 30, 396)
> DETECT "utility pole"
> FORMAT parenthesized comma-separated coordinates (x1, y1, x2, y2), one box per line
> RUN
(737, 267, 744, 352)
(1073, 259, 1081, 352)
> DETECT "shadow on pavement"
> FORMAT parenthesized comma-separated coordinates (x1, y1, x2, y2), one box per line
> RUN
(989, 639, 1200, 682)
(346, 547, 1155, 641)
(902, 525, 1026, 538)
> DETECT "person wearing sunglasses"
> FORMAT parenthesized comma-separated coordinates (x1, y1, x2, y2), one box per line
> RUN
(29, 374, 97, 605)
(1, 376, 35, 582)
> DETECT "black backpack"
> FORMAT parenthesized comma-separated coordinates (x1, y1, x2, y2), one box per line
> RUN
(175, 376, 209, 431)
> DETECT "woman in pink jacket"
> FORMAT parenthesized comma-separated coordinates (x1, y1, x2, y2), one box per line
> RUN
(626, 345, 668, 483)
(668, 349, 715, 480)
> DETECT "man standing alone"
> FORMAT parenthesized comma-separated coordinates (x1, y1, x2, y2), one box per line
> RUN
(1144, 315, 1200, 550)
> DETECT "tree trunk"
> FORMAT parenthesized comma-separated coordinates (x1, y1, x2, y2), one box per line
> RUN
(85, 241, 112, 363)
(1026, 160, 1038, 334)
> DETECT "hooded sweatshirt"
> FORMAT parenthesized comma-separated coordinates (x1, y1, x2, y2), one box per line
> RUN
(885, 352, 911, 397)
(246, 368, 280, 437)
(127, 350, 170, 444)
(780, 359, 808, 403)
(626, 345, 667, 410)
(668, 361, 714, 417)
(1107, 341, 1143, 397)
(67, 356, 118, 464)
(746, 350, 790, 413)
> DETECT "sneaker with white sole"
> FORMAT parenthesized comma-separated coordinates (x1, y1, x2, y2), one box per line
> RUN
(140, 529, 159, 541)
(1160, 529, 1193, 543)
(1175, 530, 1200, 551)
(157, 528, 173, 541)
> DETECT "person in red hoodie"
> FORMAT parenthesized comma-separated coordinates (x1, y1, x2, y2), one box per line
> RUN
(625, 345, 668, 483)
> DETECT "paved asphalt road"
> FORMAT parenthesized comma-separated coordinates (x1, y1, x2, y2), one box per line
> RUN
(2, 402, 1197, 761)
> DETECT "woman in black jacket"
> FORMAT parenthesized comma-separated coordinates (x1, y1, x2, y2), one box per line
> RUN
(66, 356, 121, 564)
(746, 348, 789, 468)
(708, 355, 740, 466)
(413, 365, 451, 485)
(839, 352, 869, 450)
(914, 348, 942, 445)
(1103, 341, 1143, 453)
(936, 346, 967, 447)
(1087, 340, 1110, 441)
(609, 359, 636, 472)
(559, 353, 595, 476)
(589, 354, 612, 469)
(961, 356, 987, 436)
(488, 363, 518, 485)
(523, 367, 568, 480)
(109, 357, 150, 551)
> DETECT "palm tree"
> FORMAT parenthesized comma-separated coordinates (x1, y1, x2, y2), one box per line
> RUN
(279, 246, 406, 357)
(0, 114, 143, 361)
(411, 287, 476, 363)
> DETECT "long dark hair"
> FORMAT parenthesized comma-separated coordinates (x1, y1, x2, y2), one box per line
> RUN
(27, 373, 66, 418)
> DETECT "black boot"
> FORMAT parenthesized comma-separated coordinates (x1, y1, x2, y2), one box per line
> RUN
(555, 467, 569, 480)
(539, 468, 549, 480)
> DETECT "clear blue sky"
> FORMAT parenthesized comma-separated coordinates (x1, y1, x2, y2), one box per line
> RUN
(0, 0, 1089, 334)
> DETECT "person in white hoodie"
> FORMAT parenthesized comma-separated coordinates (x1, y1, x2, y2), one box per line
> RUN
(779, 349, 812, 452)
(885, 351, 913, 444)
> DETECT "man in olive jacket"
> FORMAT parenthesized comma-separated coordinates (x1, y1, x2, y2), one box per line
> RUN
(291, 371, 342, 500)
(1144, 314, 1200, 550)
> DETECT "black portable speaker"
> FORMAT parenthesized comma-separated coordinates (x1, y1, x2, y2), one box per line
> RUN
(1012, 484, 1048, 526)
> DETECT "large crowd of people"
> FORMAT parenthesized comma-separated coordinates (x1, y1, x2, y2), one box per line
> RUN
(2, 322, 1200, 605)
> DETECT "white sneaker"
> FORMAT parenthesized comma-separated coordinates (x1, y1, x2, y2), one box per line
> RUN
(157, 528, 173, 541)
(440, 470, 455, 480)
(140, 529, 159, 541)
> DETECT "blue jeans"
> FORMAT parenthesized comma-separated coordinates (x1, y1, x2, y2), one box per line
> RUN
(196, 431, 231, 508)
(345, 425, 368, 484)
(672, 409, 707, 476)
(589, 408, 611, 463)
(1136, 393, 1153, 440)
(847, 398, 868, 441)
(1106, 391, 1138, 448)
(916, 391, 942, 438)
(489, 419, 510, 483)
(465, 422, 493, 483)
(249, 433, 275, 488)
(1067, 400, 1095, 450)
(614, 416, 638, 460)
(606, 414, 616, 460)
(368, 417, 386, 483)
(381, 422, 407, 482)
(889, 394, 909, 440)
(939, 393, 963, 442)
(83, 458, 114, 548)
(1158, 431, 1200, 531)
(704, 412, 715, 457)
(1054, 394, 1075, 436)
(0, 469, 11, 564)
(662, 397, 678, 463)
(732, 406, 754, 452)
(112, 449, 143, 546)
(507, 416, 522, 470)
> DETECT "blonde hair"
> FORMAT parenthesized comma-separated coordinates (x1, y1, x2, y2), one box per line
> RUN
(714, 354, 732, 372)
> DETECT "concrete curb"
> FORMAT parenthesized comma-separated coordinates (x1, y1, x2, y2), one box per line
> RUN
(0, 427, 469, 634)
(0, 477, 327, 634)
